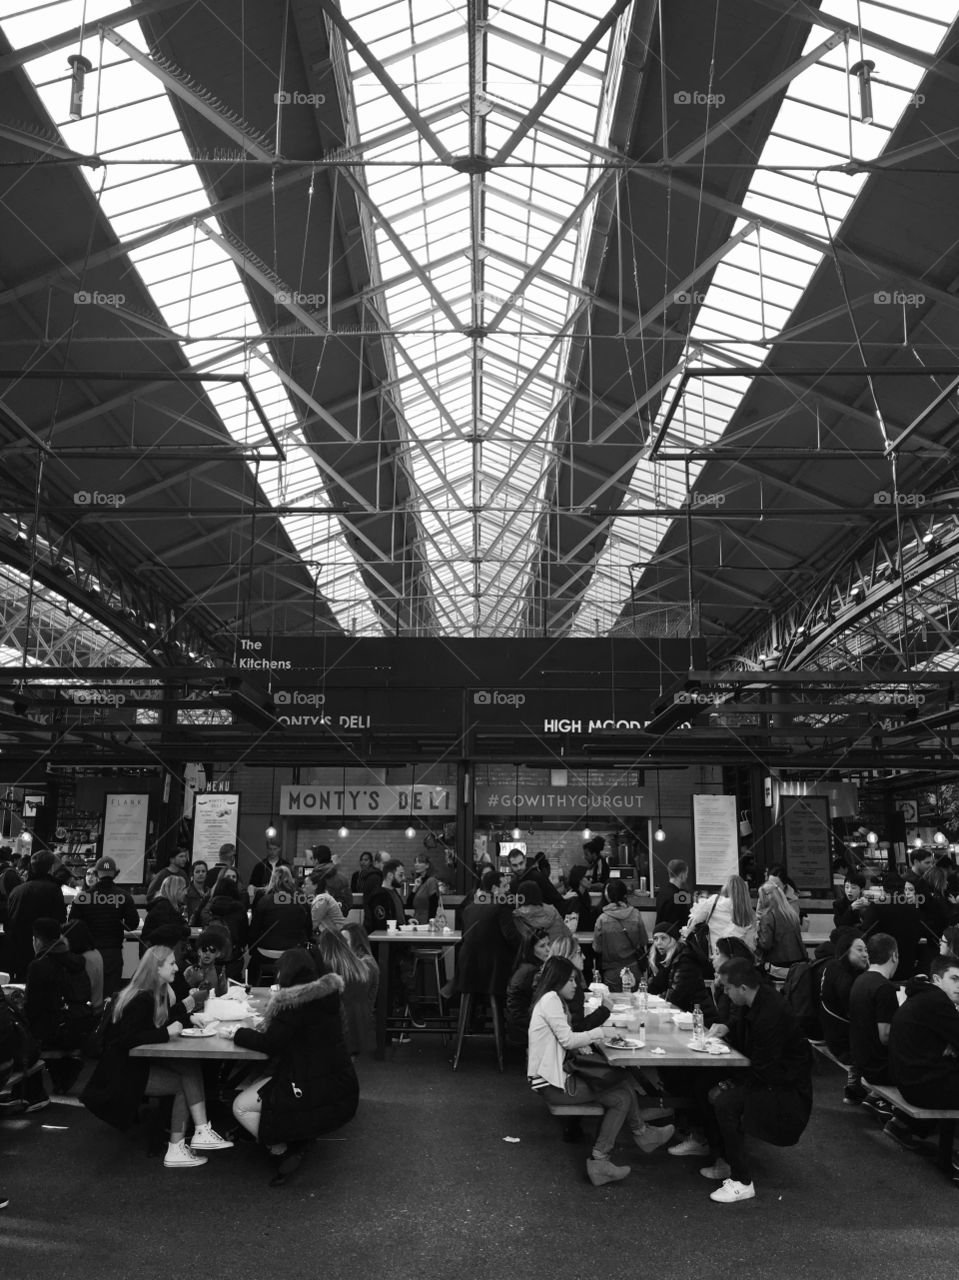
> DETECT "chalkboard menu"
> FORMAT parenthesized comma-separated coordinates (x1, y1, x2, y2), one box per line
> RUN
(692, 794, 738, 886)
(782, 795, 832, 891)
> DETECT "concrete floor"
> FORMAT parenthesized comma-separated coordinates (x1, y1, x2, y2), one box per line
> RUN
(2, 1038, 959, 1280)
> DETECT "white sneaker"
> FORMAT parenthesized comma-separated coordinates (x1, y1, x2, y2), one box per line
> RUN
(190, 1123, 234, 1151)
(669, 1135, 710, 1157)
(710, 1177, 756, 1203)
(699, 1158, 731, 1181)
(164, 1140, 208, 1169)
(634, 1123, 675, 1153)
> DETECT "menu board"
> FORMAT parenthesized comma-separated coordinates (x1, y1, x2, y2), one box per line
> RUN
(692, 794, 739, 886)
(192, 793, 241, 864)
(101, 794, 149, 883)
(782, 795, 832, 890)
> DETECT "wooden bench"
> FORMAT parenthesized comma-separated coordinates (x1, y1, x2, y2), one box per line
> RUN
(809, 1040, 847, 1072)
(546, 1100, 604, 1118)
(867, 1083, 959, 1177)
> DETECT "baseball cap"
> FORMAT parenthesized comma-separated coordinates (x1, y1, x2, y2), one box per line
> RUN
(94, 855, 118, 875)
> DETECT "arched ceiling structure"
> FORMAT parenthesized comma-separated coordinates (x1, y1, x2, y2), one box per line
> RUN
(1, 0, 959, 770)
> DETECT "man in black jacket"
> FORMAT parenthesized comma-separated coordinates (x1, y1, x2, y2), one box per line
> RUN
(68, 855, 139, 997)
(24, 916, 94, 1088)
(506, 848, 567, 915)
(654, 859, 692, 930)
(889, 954, 959, 1109)
(6, 850, 66, 980)
(698, 958, 812, 1204)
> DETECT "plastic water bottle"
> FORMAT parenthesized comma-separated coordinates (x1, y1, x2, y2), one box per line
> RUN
(637, 975, 648, 1013)
(620, 967, 635, 995)
(693, 1003, 705, 1047)
(434, 897, 447, 931)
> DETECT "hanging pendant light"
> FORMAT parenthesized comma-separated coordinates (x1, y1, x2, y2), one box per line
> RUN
(405, 765, 416, 839)
(653, 770, 666, 843)
(337, 766, 349, 838)
(582, 767, 592, 840)
(512, 765, 522, 840)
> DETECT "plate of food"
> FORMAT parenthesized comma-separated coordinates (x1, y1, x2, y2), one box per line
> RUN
(686, 1040, 730, 1054)
(181, 1025, 219, 1038)
(605, 1035, 645, 1050)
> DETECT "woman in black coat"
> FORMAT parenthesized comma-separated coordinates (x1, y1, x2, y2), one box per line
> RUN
(561, 864, 596, 932)
(248, 867, 311, 983)
(454, 871, 522, 999)
(227, 948, 359, 1185)
(140, 875, 191, 957)
(199, 871, 249, 980)
(81, 945, 233, 1169)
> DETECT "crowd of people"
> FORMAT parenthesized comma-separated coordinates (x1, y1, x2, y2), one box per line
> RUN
(6, 836, 959, 1208)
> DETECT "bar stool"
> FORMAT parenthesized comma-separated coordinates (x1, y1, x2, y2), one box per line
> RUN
(412, 947, 447, 1019)
(452, 993, 504, 1071)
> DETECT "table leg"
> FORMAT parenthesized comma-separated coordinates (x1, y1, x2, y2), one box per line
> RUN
(375, 939, 390, 1060)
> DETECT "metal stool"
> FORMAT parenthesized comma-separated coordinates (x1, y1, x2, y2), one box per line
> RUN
(412, 947, 447, 1018)
(452, 993, 504, 1071)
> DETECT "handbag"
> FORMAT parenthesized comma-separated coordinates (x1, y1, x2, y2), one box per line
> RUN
(564, 1048, 625, 1093)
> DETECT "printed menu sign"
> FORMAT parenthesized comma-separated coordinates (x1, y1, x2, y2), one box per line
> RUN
(193, 793, 241, 864)
(692, 794, 738, 886)
(101, 794, 149, 883)
(782, 795, 832, 890)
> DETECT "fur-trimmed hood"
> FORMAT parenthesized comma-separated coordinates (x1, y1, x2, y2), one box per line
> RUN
(261, 972, 344, 1026)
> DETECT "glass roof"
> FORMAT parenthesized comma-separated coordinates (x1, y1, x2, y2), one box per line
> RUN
(1, 0, 957, 660)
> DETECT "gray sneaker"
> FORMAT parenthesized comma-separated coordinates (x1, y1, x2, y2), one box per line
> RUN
(587, 1157, 631, 1186)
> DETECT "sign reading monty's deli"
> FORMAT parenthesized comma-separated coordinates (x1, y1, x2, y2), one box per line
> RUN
(280, 784, 455, 817)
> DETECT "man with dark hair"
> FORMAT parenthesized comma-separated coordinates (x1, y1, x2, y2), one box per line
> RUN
(249, 837, 289, 891)
(364, 860, 419, 1031)
(856, 876, 925, 979)
(581, 835, 610, 886)
(698, 957, 813, 1204)
(308, 845, 352, 916)
(505, 847, 567, 915)
(5, 850, 66, 980)
(145, 845, 191, 900)
(847, 933, 901, 1128)
(655, 859, 691, 929)
(68, 854, 138, 998)
(890, 953, 959, 1110)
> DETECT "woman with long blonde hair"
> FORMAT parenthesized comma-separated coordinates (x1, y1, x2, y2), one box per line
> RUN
(685, 874, 757, 962)
(82, 946, 232, 1168)
(756, 881, 805, 969)
(314, 925, 379, 1056)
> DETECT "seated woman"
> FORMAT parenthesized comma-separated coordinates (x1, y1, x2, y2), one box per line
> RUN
(547, 936, 608, 1033)
(833, 871, 867, 929)
(225, 948, 359, 1186)
(313, 924, 379, 1057)
(81, 946, 233, 1168)
(820, 931, 870, 1101)
(505, 932, 552, 1046)
(755, 882, 806, 973)
(199, 872, 248, 981)
(248, 866, 311, 983)
(307, 868, 347, 936)
(140, 876, 190, 957)
(512, 881, 569, 946)
(592, 879, 648, 991)
(182, 929, 230, 1001)
(647, 920, 680, 996)
(561, 865, 595, 933)
(527, 956, 673, 1186)
(665, 923, 718, 1022)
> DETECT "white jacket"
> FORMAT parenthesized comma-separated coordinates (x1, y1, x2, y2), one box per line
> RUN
(686, 893, 757, 963)
(526, 991, 605, 1090)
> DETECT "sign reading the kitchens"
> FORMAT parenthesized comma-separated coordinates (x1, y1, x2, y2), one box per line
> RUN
(280, 784, 455, 817)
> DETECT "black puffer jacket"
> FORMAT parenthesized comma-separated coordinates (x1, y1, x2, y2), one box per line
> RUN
(665, 930, 718, 1022)
(233, 973, 359, 1146)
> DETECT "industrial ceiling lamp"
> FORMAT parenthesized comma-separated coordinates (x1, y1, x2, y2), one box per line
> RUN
(934, 831, 948, 847)
(850, 58, 876, 125)
(653, 771, 666, 843)
(581, 768, 592, 841)
(264, 825, 278, 841)
(511, 765, 522, 841)
(337, 767, 349, 839)
(405, 766, 416, 839)
(912, 834, 924, 849)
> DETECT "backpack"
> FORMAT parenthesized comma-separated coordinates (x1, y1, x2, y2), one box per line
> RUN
(781, 956, 830, 1038)
(51, 958, 95, 1046)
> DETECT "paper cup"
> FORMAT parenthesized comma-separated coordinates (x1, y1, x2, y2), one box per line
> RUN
(386, 920, 397, 933)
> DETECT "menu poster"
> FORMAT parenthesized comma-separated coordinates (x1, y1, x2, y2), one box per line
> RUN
(782, 795, 832, 891)
(101, 794, 149, 884)
(193, 793, 241, 864)
(692, 794, 739, 886)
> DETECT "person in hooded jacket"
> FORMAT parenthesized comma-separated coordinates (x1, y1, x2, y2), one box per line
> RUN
(592, 879, 648, 991)
(647, 920, 681, 996)
(665, 922, 719, 1021)
(226, 947, 359, 1186)
(512, 880, 570, 946)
